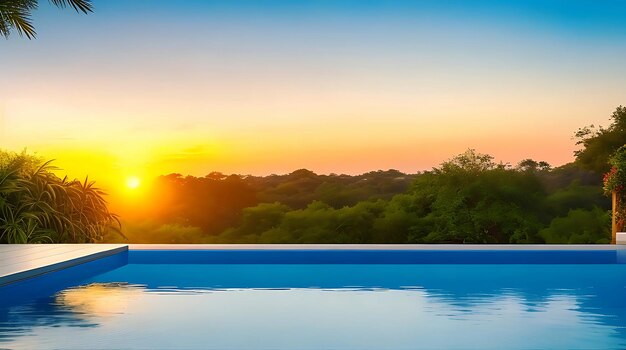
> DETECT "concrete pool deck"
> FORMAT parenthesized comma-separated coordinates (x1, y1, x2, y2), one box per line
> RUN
(0, 244, 127, 286)
(3, 244, 626, 286)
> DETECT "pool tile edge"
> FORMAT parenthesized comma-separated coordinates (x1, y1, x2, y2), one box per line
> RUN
(129, 244, 626, 251)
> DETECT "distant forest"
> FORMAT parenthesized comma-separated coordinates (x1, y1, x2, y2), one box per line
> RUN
(109, 107, 626, 244)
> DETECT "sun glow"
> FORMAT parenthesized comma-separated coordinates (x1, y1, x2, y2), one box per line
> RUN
(126, 176, 141, 190)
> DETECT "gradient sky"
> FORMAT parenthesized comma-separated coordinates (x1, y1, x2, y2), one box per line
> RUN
(2, 0, 626, 189)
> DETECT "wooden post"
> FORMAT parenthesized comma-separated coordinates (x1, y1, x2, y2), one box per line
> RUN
(613, 191, 618, 244)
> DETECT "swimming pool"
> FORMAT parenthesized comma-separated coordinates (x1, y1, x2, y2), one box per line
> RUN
(2, 246, 626, 349)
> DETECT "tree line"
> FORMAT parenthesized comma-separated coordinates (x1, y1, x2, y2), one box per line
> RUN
(115, 106, 625, 244)
(121, 150, 604, 244)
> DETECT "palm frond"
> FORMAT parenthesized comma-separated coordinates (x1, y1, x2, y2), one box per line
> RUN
(0, 0, 92, 39)
(0, 0, 37, 39)
(49, 0, 92, 14)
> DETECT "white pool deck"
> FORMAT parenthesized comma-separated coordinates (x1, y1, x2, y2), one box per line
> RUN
(0, 244, 127, 286)
(2, 244, 626, 287)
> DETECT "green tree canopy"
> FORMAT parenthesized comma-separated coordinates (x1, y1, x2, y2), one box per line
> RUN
(539, 207, 610, 244)
(406, 149, 546, 243)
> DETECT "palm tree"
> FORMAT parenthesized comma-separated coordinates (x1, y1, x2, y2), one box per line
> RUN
(0, 0, 92, 39)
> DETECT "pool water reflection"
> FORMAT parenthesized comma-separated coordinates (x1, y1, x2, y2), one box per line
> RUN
(2, 264, 626, 349)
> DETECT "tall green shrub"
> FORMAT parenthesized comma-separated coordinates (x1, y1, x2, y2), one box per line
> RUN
(0, 150, 120, 243)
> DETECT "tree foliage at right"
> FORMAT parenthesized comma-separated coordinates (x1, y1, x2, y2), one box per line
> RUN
(575, 106, 626, 174)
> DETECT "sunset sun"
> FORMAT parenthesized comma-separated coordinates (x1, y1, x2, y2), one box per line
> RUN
(125, 176, 141, 190)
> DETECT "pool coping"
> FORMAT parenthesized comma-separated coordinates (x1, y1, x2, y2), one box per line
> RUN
(0, 244, 128, 287)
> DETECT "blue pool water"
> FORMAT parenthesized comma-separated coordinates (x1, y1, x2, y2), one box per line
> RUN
(2, 249, 626, 349)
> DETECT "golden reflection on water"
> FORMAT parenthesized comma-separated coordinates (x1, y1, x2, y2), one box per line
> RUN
(54, 283, 144, 318)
